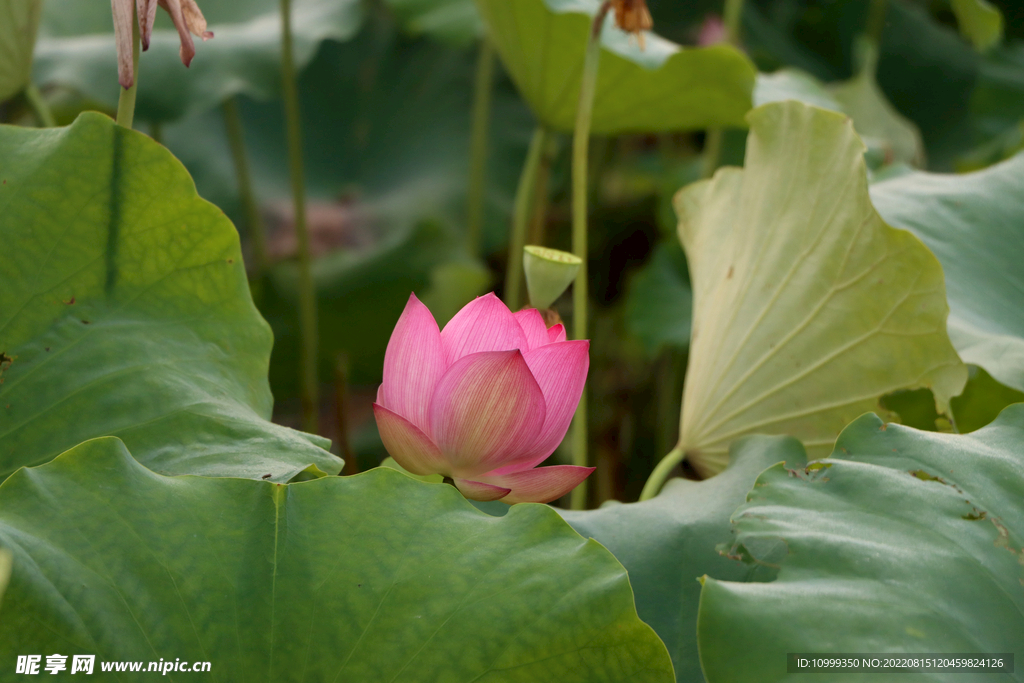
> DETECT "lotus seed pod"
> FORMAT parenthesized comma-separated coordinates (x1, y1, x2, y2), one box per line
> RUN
(523, 246, 582, 310)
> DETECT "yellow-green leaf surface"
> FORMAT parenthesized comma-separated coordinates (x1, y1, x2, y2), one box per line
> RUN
(474, 0, 756, 134)
(0, 438, 675, 683)
(0, 114, 341, 481)
(0, 0, 42, 101)
(674, 101, 966, 476)
(951, 0, 1003, 51)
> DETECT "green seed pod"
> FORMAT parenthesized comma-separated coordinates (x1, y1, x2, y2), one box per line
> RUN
(523, 245, 581, 310)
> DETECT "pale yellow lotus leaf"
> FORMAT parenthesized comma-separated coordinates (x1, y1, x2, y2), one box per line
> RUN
(675, 101, 966, 476)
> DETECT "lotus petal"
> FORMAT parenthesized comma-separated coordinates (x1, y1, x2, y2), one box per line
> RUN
(440, 293, 527, 365)
(429, 350, 545, 477)
(373, 404, 448, 476)
(382, 293, 446, 431)
(480, 465, 596, 504)
(514, 309, 550, 351)
(453, 478, 512, 502)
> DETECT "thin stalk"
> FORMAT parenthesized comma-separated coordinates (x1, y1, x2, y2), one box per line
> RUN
(115, 7, 140, 129)
(865, 0, 889, 49)
(280, 0, 319, 433)
(701, 0, 745, 178)
(24, 84, 55, 127)
(503, 126, 548, 310)
(466, 38, 496, 257)
(526, 133, 558, 247)
(639, 444, 685, 501)
(223, 97, 270, 275)
(569, 1, 612, 511)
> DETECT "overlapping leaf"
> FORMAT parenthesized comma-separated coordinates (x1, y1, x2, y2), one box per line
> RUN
(674, 101, 965, 476)
(33, 0, 364, 122)
(561, 435, 804, 682)
(474, 0, 756, 133)
(699, 407, 1024, 682)
(870, 151, 1024, 395)
(0, 437, 675, 683)
(0, 113, 340, 481)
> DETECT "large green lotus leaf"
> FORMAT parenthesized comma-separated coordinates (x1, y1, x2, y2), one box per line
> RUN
(474, 0, 756, 134)
(951, 0, 1003, 52)
(0, 0, 42, 102)
(0, 437, 675, 682)
(674, 101, 966, 477)
(33, 0, 364, 122)
(383, 0, 482, 46)
(869, 152, 1024, 395)
(561, 435, 805, 682)
(698, 407, 1024, 682)
(0, 113, 340, 481)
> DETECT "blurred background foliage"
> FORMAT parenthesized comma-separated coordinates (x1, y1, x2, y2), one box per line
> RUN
(9, 0, 1022, 504)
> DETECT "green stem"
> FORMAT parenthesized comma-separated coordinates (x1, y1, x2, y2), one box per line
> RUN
(223, 97, 270, 275)
(503, 126, 548, 310)
(569, 1, 612, 511)
(24, 84, 55, 128)
(527, 133, 558, 247)
(639, 444, 685, 501)
(280, 0, 319, 434)
(865, 0, 889, 50)
(115, 7, 140, 129)
(722, 0, 745, 45)
(466, 38, 495, 258)
(702, 0, 745, 178)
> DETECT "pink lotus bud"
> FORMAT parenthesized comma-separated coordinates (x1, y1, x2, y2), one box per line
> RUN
(374, 292, 594, 504)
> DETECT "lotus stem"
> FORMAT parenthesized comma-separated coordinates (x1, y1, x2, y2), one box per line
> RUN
(639, 444, 685, 501)
(223, 97, 270, 276)
(466, 38, 496, 258)
(866, 0, 889, 50)
(115, 5, 140, 129)
(569, 0, 612, 510)
(701, 0, 744, 179)
(504, 126, 548, 310)
(527, 134, 558, 247)
(25, 84, 55, 128)
(280, 0, 319, 433)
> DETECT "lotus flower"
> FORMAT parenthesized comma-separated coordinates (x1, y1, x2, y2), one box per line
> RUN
(374, 293, 594, 503)
(112, 0, 213, 89)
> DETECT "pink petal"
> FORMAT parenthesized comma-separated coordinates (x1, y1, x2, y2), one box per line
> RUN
(547, 324, 566, 343)
(490, 340, 589, 475)
(158, 0, 197, 67)
(429, 350, 546, 478)
(440, 293, 527, 365)
(454, 478, 511, 502)
(478, 466, 595, 504)
(376, 383, 386, 407)
(373, 404, 449, 476)
(382, 293, 446, 433)
(514, 309, 550, 351)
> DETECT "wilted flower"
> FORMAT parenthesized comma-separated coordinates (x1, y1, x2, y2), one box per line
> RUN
(113, 0, 213, 89)
(611, 0, 653, 47)
(374, 293, 594, 503)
